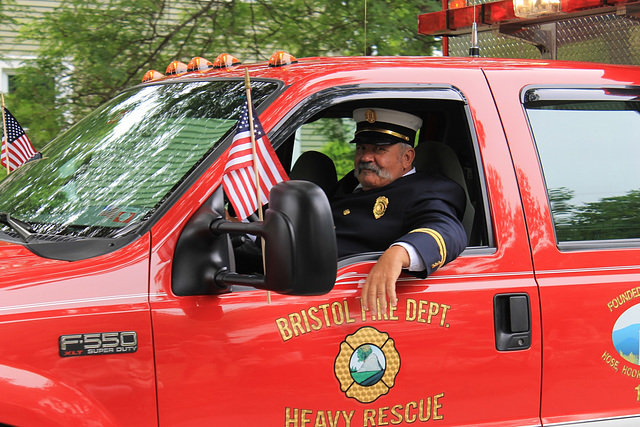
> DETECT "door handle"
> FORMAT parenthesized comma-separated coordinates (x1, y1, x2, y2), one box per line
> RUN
(494, 293, 531, 351)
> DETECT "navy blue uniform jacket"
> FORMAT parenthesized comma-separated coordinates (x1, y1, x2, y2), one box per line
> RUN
(330, 171, 467, 278)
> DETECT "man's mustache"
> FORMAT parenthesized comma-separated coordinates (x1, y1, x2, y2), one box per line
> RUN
(355, 161, 391, 180)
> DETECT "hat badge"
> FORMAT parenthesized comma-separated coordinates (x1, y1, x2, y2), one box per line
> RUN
(365, 109, 377, 123)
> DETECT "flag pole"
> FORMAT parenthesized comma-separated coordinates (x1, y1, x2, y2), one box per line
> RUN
(244, 68, 264, 222)
(1, 94, 9, 175)
(244, 68, 270, 304)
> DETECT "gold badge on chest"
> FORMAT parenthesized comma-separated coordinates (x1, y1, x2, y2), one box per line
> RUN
(373, 196, 389, 219)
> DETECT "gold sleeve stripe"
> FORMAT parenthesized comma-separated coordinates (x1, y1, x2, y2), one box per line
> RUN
(409, 228, 446, 270)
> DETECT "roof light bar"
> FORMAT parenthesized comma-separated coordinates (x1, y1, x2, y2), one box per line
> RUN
(486, 0, 519, 22)
(449, 0, 467, 8)
(418, 0, 639, 35)
(514, 0, 560, 17)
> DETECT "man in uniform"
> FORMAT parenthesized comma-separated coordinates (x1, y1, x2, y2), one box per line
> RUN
(331, 108, 467, 316)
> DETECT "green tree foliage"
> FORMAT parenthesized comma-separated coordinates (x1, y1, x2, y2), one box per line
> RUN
(550, 188, 640, 242)
(321, 140, 355, 179)
(6, 58, 62, 149)
(6, 0, 438, 148)
(315, 117, 355, 178)
(0, 0, 16, 25)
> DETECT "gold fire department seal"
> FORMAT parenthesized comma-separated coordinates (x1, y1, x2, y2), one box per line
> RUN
(373, 196, 389, 219)
(334, 327, 400, 403)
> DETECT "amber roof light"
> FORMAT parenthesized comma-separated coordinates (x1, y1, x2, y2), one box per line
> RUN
(214, 53, 242, 69)
(142, 70, 164, 83)
(165, 61, 188, 75)
(187, 57, 213, 72)
(269, 51, 297, 67)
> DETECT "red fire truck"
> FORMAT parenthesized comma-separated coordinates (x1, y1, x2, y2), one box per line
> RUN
(1, 49, 640, 426)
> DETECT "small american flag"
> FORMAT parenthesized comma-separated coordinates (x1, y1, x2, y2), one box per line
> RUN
(223, 100, 288, 220)
(1, 108, 38, 172)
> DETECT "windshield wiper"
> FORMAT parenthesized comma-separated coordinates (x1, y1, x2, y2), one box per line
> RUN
(0, 212, 141, 261)
(0, 212, 33, 243)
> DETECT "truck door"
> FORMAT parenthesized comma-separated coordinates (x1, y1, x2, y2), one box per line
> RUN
(486, 69, 640, 425)
(149, 76, 541, 426)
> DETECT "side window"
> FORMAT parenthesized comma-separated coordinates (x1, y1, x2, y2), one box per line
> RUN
(524, 88, 640, 244)
(293, 117, 356, 181)
(277, 95, 491, 249)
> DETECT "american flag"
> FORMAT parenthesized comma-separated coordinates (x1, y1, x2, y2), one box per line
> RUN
(1, 108, 37, 172)
(223, 100, 288, 220)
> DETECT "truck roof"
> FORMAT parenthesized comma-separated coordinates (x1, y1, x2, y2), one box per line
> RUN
(148, 55, 640, 87)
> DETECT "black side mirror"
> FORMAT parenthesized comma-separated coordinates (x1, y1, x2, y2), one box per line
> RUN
(172, 180, 337, 296)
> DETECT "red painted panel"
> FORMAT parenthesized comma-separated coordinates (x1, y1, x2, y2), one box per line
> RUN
(485, 64, 640, 424)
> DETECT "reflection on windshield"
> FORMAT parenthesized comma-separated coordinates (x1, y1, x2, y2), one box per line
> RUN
(0, 80, 279, 238)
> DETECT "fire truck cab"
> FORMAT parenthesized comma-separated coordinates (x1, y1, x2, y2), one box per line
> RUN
(1, 53, 640, 426)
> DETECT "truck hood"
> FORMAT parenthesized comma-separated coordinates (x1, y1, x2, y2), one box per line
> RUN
(0, 234, 151, 317)
(0, 241, 61, 288)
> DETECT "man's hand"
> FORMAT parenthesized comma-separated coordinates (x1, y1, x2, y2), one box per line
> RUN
(361, 245, 410, 316)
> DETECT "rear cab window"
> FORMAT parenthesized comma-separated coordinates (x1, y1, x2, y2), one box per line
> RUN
(523, 87, 640, 248)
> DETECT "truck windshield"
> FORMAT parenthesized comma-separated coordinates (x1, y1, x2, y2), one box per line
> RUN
(0, 79, 279, 239)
